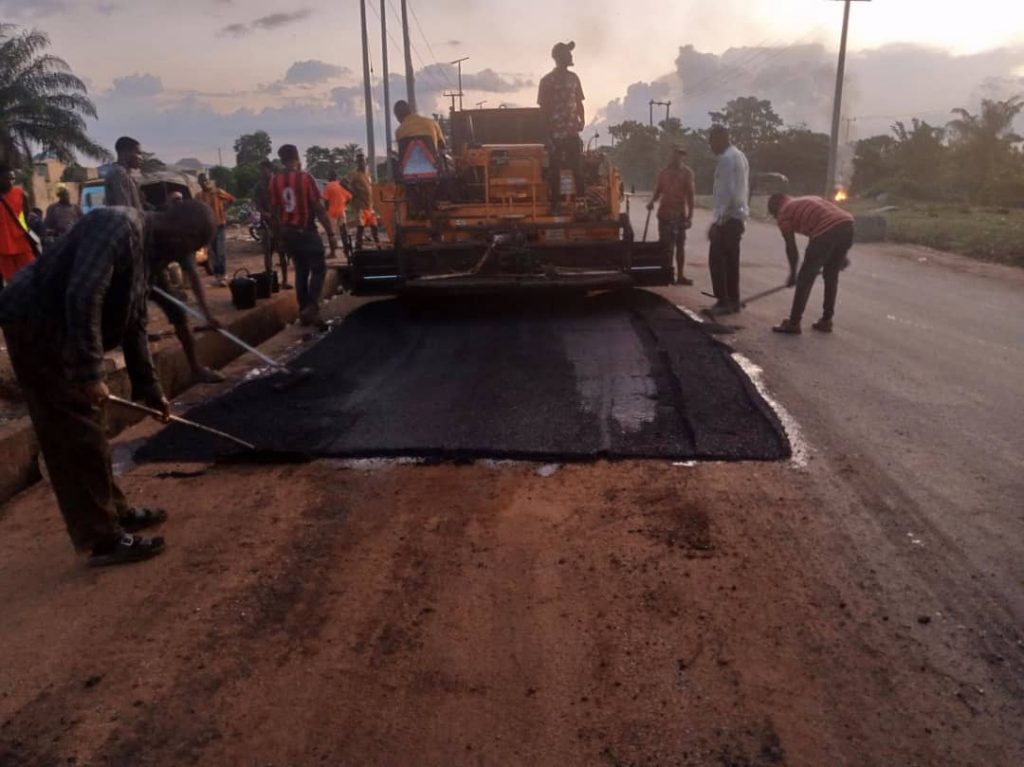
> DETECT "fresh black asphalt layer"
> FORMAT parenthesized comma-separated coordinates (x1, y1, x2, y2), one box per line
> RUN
(136, 290, 791, 463)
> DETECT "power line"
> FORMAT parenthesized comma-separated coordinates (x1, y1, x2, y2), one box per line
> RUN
(406, 0, 454, 88)
(379, 0, 449, 94)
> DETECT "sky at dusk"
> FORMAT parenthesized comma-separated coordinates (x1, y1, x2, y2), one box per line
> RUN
(4, 0, 1024, 165)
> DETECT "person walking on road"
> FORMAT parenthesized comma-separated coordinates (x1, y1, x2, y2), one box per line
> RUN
(347, 154, 379, 251)
(0, 202, 216, 566)
(706, 125, 749, 315)
(196, 174, 234, 287)
(648, 146, 696, 285)
(323, 170, 353, 259)
(537, 40, 586, 213)
(0, 162, 37, 289)
(103, 136, 144, 210)
(270, 144, 337, 328)
(768, 193, 855, 335)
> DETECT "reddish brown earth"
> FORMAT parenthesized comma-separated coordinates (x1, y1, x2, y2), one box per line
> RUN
(1, 451, 1020, 766)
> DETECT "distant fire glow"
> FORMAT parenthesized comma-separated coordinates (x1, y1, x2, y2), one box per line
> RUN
(834, 187, 848, 203)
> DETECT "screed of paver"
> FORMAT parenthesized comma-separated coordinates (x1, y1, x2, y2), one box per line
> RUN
(136, 290, 789, 464)
(1, 459, 1019, 766)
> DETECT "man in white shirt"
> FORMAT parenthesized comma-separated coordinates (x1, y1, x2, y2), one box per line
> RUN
(707, 125, 749, 314)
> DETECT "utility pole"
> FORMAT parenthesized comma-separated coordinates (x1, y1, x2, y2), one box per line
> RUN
(475, 100, 487, 109)
(650, 100, 671, 127)
(451, 56, 469, 111)
(217, 147, 223, 166)
(380, 0, 393, 179)
(825, 0, 870, 197)
(359, 0, 376, 179)
(400, 0, 416, 111)
(443, 92, 459, 113)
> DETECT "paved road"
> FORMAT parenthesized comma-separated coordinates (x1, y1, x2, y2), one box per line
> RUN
(639, 204, 1024, 623)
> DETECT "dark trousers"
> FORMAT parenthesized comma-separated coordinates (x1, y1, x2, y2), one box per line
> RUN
(709, 218, 745, 305)
(549, 136, 584, 205)
(209, 225, 227, 277)
(3, 324, 127, 551)
(283, 228, 326, 311)
(658, 214, 687, 272)
(789, 222, 854, 323)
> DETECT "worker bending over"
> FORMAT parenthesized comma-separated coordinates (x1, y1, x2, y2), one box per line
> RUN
(769, 193, 854, 334)
(0, 202, 216, 566)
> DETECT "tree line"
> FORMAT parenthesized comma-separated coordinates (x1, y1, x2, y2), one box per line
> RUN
(606, 94, 1024, 206)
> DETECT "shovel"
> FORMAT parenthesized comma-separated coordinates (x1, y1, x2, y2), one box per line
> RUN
(641, 207, 652, 242)
(150, 286, 313, 392)
(107, 395, 255, 450)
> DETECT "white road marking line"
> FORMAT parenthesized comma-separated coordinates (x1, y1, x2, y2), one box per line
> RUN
(732, 353, 811, 469)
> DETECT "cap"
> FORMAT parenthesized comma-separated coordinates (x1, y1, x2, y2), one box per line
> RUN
(551, 41, 576, 58)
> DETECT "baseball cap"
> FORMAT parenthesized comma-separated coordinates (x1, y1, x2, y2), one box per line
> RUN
(551, 41, 576, 58)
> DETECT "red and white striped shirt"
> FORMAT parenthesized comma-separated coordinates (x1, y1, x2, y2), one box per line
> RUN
(776, 196, 854, 240)
(269, 170, 321, 229)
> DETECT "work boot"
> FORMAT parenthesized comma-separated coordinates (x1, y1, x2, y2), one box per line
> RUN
(675, 275, 694, 286)
(772, 318, 802, 335)
(715, 301, 742, 317)
(812, 318, 833, 333)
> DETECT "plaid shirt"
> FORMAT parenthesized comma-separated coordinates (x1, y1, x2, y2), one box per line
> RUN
(0, 207, 156, 390)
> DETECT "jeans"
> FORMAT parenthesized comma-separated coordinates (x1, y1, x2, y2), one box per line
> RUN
(709, 218, 745, 305)
(789, 222, 854, 323)
(283, 228, 326, 311)
(209, 225, 227, 277)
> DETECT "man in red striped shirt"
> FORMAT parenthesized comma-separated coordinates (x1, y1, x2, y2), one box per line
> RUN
(768, 193, 854, 335)
(269, 144, 337, 327)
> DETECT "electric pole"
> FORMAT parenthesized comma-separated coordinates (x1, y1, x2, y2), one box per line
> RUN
(400, 0, 416, 111)
(380, 0, 393, 179)
(451, 56, 469, 111)
(359, 0, 376, 179)
(825, 0, 870, 197)
(650, 100, 670, 127)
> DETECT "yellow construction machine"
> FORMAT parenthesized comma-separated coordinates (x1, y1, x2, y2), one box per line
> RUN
(342, 107, 671, 295)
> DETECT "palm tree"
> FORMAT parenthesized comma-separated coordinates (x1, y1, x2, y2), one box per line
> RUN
(0, 24, 110, 167)
(947, 96, 1024, 203)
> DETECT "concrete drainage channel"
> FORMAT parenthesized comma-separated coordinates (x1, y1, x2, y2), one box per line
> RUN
(0, 268, 342, 508)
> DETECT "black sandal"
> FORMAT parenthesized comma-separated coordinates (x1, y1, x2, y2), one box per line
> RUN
(117, 506, 168, 532)
(89, 534, 166, 567)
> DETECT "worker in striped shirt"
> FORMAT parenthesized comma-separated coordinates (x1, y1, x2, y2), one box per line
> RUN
(269, 144, 337, 328)
(768, 193, 855, 335)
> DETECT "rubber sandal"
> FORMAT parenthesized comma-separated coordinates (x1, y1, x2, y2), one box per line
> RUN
(89, 534, 166, 567)
(117, 506, 168, 532)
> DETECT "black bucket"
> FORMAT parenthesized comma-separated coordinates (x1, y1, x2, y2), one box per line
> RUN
(252, 270, 272, 299)
(229, 268, 257, 310)
(270, 269, 280, 293)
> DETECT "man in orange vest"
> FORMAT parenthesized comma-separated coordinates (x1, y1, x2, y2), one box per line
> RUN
(0, 162, 37, 289)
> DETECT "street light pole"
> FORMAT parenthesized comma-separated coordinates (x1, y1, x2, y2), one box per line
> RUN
(400, 0, 416, 111)
(825, 0, 869, 197)
(381, 1, 393, 179)
(359, 0, 376, 179)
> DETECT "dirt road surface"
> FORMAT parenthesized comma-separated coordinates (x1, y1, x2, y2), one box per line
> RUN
(1, 215, 1023, 765)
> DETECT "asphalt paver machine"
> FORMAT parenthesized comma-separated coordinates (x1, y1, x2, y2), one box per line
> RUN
(341, 107, 671, 295)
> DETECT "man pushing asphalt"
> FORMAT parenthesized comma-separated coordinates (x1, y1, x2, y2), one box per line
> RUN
(0, 201, 216, 566)
(768, 193, 855, 334)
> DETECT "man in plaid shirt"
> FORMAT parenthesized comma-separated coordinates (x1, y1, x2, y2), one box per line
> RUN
(0, 202, 216, 566)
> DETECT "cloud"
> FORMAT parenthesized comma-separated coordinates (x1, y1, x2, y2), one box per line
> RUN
(218, 8, 312, 37)
(0, 0, 117, 17)
(283, 60, 348, 85)
(594, 43, 1024, 140)
(110, 73, 164, 98)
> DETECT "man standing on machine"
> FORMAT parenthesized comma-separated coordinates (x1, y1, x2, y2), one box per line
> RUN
(538, 41, 585, 213)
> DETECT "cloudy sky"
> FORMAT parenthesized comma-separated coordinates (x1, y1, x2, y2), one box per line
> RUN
(4, 0, 1023, 164)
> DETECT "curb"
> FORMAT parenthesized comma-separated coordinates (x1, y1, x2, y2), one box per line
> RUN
(0, 269, 340, 508)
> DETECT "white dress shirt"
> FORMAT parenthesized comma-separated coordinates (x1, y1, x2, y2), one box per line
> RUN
(712, 144, 750, 224)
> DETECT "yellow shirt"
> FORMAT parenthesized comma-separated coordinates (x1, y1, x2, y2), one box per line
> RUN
(395, 113, 445, 149)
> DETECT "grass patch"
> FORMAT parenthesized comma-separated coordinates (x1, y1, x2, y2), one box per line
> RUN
(845, 201, 1024, 267)
(696, 195, 1024, 267)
